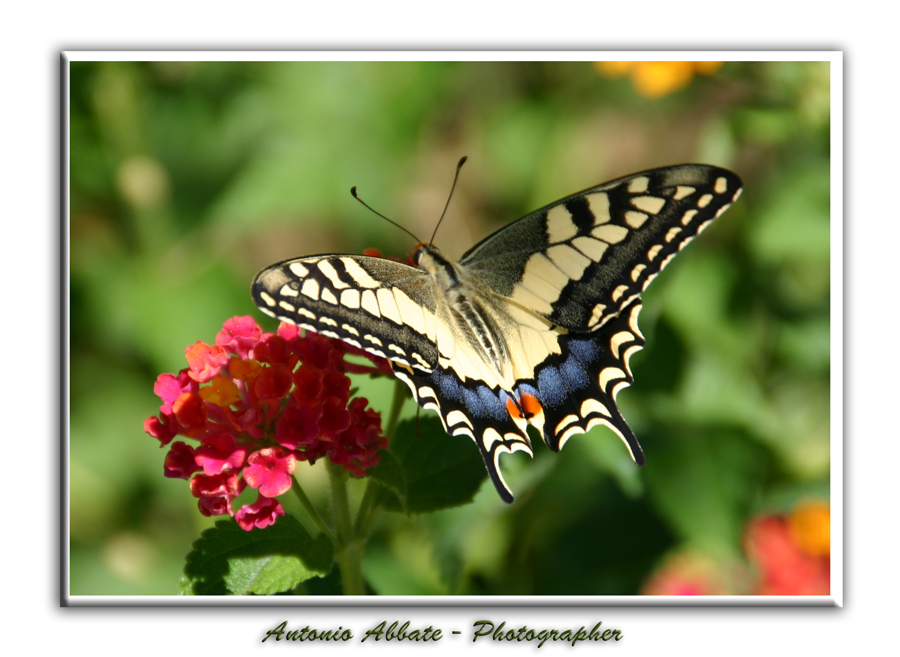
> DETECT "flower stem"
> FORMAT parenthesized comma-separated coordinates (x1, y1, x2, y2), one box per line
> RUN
(290, 475, 336, 544)
(327, 461, 365, 595)
(353, 481, 383, 537)
(335, 538, 365, 596)
(384, 378, 407, 438)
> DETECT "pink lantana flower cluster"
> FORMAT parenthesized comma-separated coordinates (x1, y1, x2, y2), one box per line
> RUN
(144, 316, 391, 531)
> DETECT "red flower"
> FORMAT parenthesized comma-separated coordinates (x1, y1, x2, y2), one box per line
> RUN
(235, 494, 285, 531)
(164, 441, 200, 479)
(194, 434, 247, 475)
(185, 341, 230, 383)
(172, 393, 207, 436)
(318, 396, 352, 439)
(191, 471, 245, 518)
(252, 334, 295, 367)
(144, 414, 177, 446)
(232, 407, 265, 440)
(154, 370, 197, 415)
(321, 367, 351, 406)
(293, 333, 345, 371)
(143, 315, 388, 530)
(216, 315, 263, 359)
(641, 551, 750, 596)
(744, 504, 830, 595)
(254, 362, 293, 407)
(242, 446, 296, 497)
(291, 363, 324, 405)
(199, 495, 236, 518)
(190, 471, 244, 499)
(329, 397, 385, 477)
(275, 404, 321, 451)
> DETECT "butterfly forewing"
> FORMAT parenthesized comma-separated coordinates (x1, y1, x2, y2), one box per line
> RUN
(461, 165, 743, 332)
(252, 164, 743, 503)
(252, 254, 441, 372)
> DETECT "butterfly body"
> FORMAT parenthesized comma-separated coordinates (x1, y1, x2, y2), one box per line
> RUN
(253, 164, 742, 502)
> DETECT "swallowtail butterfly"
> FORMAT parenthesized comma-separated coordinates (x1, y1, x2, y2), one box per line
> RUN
(252, 164, 742, 502)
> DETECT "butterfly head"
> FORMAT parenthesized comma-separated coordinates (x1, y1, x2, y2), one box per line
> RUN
(413, 242, 439, 263)
(413, 242, 463, 289)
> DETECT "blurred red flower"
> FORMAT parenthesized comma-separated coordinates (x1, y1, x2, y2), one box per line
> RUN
(744, 501, 830, 595)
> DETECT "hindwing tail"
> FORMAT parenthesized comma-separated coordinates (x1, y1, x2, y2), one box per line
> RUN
(391, 364, 532, 503)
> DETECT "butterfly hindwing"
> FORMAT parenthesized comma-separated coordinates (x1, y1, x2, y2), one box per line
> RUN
(252, 164, 743, 503)
(390, 296, 647, 502)
(527, 298, 646, 454)
(391, 362, 532, 504)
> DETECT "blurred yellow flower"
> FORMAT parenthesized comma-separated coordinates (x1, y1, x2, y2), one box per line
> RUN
(788, 500, 831, 557)
(594, 61, 724, 99)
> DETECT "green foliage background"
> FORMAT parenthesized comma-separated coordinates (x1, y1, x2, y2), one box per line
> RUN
(69, 60, 831, 595)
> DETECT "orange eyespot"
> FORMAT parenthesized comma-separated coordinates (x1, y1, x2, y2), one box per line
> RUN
(505, 396, 522, 419)
(519, 392, 543, 418)
(505, 392, 543, 419)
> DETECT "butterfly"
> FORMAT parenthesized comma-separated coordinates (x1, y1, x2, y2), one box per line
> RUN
(252, 163, 742, 502)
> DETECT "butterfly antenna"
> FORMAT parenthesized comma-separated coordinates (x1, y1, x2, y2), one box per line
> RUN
(429, 156, 468, 245)
(351, 186, 422, 244)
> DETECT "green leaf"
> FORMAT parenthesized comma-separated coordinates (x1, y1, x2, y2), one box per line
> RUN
(376, 416, 487, 514)
(181, 516, 333, 595)
(367, 448, 408, 511)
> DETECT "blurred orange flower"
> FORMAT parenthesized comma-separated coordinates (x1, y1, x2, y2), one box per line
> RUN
(788, 500, 831, 557)
(594, 61, 724, 99)
(744, 501, 830, 595)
